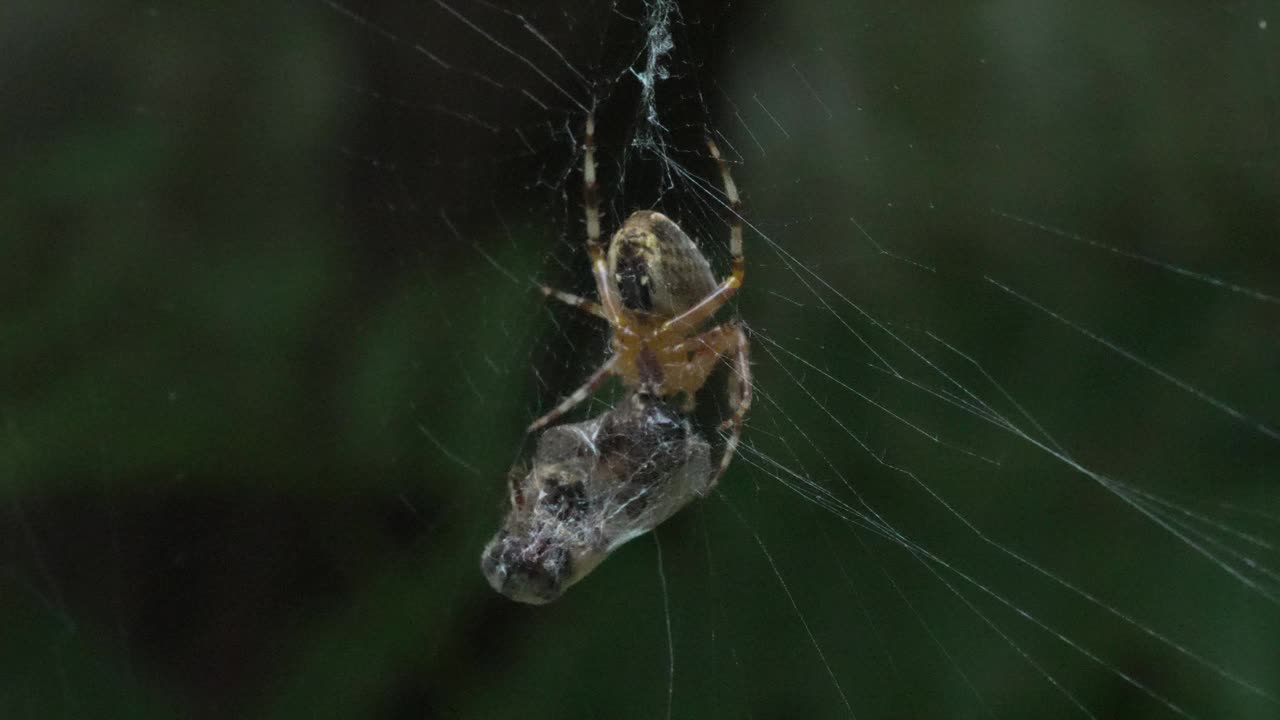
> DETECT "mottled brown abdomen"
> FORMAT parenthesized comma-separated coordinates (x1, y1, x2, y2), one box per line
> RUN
(607, 211, 717, 318)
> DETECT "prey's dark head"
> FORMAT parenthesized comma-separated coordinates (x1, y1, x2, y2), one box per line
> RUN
(480, 530, 575, 605)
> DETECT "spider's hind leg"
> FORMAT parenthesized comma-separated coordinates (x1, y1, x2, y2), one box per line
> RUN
(656, 139, 745, 337)
(538, 284, 607, 320)
(581, 113, 627, 330)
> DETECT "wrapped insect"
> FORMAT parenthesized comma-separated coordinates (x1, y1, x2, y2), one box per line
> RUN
(481, 393, 713, 604)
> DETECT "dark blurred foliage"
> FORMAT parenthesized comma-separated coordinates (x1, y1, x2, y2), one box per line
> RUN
(2, 1, 1278, 719)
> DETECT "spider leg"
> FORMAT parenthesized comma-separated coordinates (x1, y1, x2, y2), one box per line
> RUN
(669, 323, 739, 379)
(657, 139, 744, 337)
(527, 355, 618, 432)
(537, 284, 606, 320)
(720, 325, 752, 430)
(670, 323, 751, 490)
(581, 113, 630, 333)
(710, 324, 751, 489)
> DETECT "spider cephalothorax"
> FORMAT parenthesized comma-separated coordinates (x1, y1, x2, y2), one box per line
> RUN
(531, 115, 751, 486)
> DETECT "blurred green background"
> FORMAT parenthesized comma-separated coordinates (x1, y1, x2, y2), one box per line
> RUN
(3, 1, 1278, 718)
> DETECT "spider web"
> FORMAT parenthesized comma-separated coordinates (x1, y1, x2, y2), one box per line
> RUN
(4, 1, 1279, 718)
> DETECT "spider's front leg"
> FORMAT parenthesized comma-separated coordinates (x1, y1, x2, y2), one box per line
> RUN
(670, 323, 752, 490)
(527, 355, 618, 433)
(713, 324, 751, 488)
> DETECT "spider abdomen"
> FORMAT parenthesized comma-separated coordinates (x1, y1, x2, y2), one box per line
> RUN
(607, 210, 717, 318)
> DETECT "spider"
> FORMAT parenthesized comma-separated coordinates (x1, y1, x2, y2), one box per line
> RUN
(530, 114, 752, 487)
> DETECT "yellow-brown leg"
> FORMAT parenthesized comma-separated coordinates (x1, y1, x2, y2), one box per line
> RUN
(581, 113, 631, 334)
(670, 323, 751, 488)
(537, 284, 606, 320)
(711, 324, 751, 488)
(527, 355, 618, 432)
(669, 323, 742, 394)
(657, 139, 744, 336)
